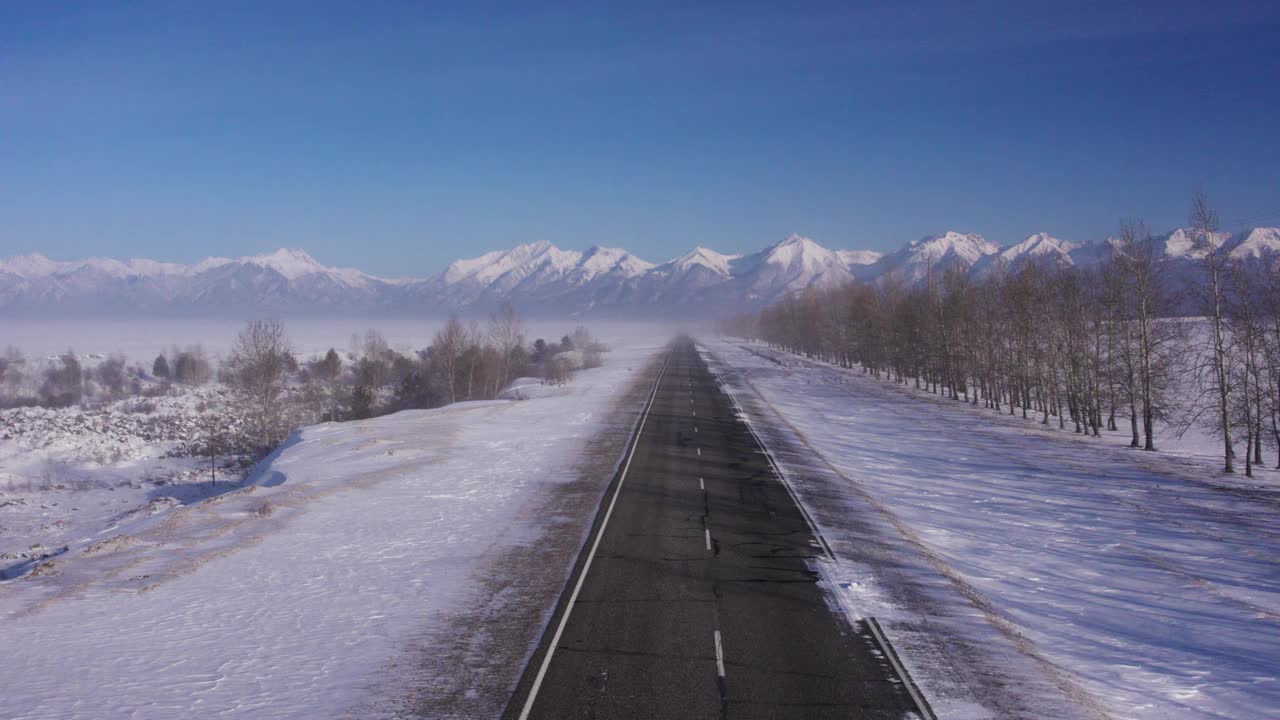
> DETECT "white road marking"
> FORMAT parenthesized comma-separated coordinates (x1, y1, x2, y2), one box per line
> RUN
(866, 617, 935, 719)
(694, 426, 698, 433)
(704, 527, 712, 551)
(697, 447, 701, 457)
(516, 349, 673, 720)
(714, 630, 726, 677)
(699, 477, 704, 490)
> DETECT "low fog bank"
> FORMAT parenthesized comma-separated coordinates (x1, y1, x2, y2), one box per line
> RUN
(0, 317, 691, 362)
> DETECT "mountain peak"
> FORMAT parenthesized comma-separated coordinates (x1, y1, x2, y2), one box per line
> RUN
(576, 245, 654, 277)
(0, 252, 60, 278)
(1229, 227, 1280, 260)
(778, 233, 814, 246)
(1003, 232, 1079, 258)
(910, 231, 998, 262)
(765, 233, 832, 259)
(667, 246, 739, 277)
(1162, 227, 1230, 259)
(240, 248, 325, 279)
(520, 239, 556, 254)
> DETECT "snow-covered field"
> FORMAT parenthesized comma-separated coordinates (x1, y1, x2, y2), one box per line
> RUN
(0, 385, 248, 581)
(0, 336, 666, 720)
(706, 339, 1280, 720)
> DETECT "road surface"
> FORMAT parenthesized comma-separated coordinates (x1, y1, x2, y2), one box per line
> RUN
(505, 337, 921, 719)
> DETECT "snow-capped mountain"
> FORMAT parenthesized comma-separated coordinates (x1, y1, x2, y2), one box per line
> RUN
(0, 249, 387, 315)
(5, 227, 1278, 318)
(1226, 227, 1280, 260)
(728, 234, 857, 302)
(869, 231, 1000, 284)
(0, 235, 878, 318)
(971, 232, 1082, 277)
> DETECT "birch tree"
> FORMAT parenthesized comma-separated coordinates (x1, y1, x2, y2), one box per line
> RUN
(1191, 192, 1235, 472)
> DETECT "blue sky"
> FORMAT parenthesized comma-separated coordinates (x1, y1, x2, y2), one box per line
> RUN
(3, 1, 1279, 275)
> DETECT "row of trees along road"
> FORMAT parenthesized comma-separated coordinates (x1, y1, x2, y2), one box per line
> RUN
(721, 193, 1280, 477)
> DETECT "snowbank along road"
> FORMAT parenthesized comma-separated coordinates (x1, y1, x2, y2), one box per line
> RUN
(505, 337, 922, 719)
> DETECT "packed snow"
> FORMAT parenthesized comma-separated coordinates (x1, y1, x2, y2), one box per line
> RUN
(0, 337, 667, 720)
(705, 339, 1280, 720)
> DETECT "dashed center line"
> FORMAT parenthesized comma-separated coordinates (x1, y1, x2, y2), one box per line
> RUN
(699, 477, 704, 490)
(704, 528, 712, 551)
(696, 447, 701, 457)
(713, 630, 726, 677)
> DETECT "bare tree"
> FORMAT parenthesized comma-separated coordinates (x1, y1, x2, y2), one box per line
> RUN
(1260, 253, 1280, 466)
(174, 346, 213, 385)
(1114, 221, 1178, 451)
(544, 354, 575, 385)
(488, 301, 526, 397)
(431, 314, 468, 404)
(40, 351, 83, 407)
(0, 347, 27, 407)
(96, 354, 127, 398)
(1227, 261, 1269, 477)
(463, 320, 484, 400)
(1191, 192, 1235, 472)
(311, 348, 344, 420)
(197, 408, 231, 486)
(227, 320, 294, 451)
(359, 330, 391, 387)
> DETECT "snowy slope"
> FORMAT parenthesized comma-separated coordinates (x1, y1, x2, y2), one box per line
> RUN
(0, 336, 667, 720)
(837, 249, 882, 266)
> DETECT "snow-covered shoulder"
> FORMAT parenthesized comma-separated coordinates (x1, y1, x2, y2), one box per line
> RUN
(703, 338, 1280, 720)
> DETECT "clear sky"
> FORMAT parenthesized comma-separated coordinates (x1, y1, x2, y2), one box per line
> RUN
(3, 1, 1279, 275)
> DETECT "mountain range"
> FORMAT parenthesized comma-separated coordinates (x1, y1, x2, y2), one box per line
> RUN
(3, 228, 1278, 318)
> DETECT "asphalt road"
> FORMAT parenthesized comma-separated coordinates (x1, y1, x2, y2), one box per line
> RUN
(504, 337, 920, 720)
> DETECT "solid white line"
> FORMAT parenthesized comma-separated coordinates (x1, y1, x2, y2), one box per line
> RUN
(714, 630, 725, 677)
(516, 349, 672, 720)
(704, 528, 712, 551)
(867, 617, 936, 719)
